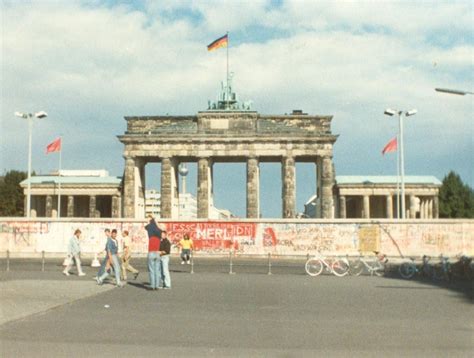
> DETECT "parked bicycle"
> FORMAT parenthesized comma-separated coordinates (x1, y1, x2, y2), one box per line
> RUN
(398, 254, 450, 281)
(349, 251, 388, 276)
(450, 255, 473, 281)
(305, 254, 350, 277)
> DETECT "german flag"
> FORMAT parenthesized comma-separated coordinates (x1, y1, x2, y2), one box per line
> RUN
(207, 34, 228, 51)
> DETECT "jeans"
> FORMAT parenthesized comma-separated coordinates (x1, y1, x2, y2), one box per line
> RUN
(180, 249, 191, 262)
(160, 255, 171, 288)
(98, 255, 122, 286)
(148, 251, 162, 289)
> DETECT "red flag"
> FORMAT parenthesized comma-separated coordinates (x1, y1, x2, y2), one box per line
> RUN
(382, 137, 397, 155)
(46, 138, 61, 154)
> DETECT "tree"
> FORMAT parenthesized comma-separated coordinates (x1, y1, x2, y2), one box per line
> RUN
(439, 171, 474, 218)
(0, 170, 27, 216)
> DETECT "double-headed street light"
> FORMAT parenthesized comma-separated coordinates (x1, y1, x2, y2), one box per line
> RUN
(384, 108, 417, 219)
(14, 111, 48, 218)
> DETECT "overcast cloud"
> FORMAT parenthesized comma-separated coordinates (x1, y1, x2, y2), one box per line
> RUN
(1, 0, 472, 217)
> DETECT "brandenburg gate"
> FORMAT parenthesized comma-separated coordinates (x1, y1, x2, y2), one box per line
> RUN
(118, 83, 338, 219)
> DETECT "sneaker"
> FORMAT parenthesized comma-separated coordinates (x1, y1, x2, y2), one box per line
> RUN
(181, 261, 185, 265)
(133, 272, 139, 280)
(63, 270, 70, 276)
(78, 272, 86, 276)
(116, 283, 125, 288)
(187, 261, 190, 265)
(163, 286, 171, 290)
(96, 277, 103, 285)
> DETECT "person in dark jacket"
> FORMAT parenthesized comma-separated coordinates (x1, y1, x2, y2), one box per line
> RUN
(145, 216, 163, 290)
(159, 231, 171, 289)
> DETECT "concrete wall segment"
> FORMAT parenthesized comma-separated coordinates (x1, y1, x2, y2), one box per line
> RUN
(1, 218, 472, 257)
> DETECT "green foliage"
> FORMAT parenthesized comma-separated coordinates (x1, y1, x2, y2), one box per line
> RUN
(0, 170, 27, 216)
(439, 171, 474, 218)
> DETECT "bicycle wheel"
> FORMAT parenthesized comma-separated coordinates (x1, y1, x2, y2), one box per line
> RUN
(373, 262, 385, 277)
(399, 262, 416, 279)
(332, 259, 350, 277)
(305, 258, 324, 277)
(350, 259, 364, 276)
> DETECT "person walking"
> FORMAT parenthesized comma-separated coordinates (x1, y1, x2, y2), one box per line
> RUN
(121, 230, 139, 281)
(97, 229, 123, 287)
(179, 233, 193, 264)
(63, 229, 86, 276)
(159, 231, 171, 289)
(96, 229, 111, 279)
(145, 215, 163, 291)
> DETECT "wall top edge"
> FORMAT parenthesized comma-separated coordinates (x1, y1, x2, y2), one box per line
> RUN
(1, 218, 473, 224)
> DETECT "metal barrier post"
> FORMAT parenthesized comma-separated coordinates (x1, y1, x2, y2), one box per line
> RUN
(41, 251, 45, 272)
(267, 252, 272, 275)
(190, 251, 194, 274)
(6, 250, 10, 272)
(229, 250, 235, 274)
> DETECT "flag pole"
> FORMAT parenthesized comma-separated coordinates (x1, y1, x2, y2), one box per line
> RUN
(226, 31, 229, 109)
(57, 138, 62, 218)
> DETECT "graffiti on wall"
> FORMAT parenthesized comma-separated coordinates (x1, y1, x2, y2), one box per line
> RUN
(166, 222, 256, 252)
(0, 220, 472, 256)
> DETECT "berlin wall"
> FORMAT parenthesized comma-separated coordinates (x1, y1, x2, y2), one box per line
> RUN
(0, 219, 473, 257)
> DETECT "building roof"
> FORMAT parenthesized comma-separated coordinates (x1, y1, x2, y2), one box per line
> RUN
(20, 176, 122, 186)
(336, 175, 441, 186)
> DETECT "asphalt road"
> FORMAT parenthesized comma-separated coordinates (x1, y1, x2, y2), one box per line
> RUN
(0, 260, 472, 357)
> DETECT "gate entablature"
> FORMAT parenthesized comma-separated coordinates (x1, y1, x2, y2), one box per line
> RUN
(119, 110, 338, 220)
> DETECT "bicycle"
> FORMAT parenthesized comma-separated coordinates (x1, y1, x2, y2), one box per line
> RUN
(398, 254, 450, 281)
(349, 251, 388, 276)
(305, 254, 350, 277)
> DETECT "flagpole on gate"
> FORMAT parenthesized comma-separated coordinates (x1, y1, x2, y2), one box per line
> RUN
(57, 138, 62, 218)
(226, 31, 229, 109)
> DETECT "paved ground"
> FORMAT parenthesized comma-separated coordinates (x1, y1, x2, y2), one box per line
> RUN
(0, 259, 472, 357)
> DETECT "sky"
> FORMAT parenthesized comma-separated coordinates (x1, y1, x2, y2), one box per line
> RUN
(1, 0, 473, 218)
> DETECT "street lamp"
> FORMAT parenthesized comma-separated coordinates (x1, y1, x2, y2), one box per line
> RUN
(435, 88, 474, 96)
(14, 111, 48, 218)
(384, 108, 417, 219)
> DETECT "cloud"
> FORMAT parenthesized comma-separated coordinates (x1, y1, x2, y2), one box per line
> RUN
(1, 0, 473, 217)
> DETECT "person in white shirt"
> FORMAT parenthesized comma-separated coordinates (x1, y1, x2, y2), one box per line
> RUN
(63, 229, 86, 276)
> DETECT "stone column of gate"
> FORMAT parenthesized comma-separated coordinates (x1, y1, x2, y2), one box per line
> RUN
(246, 157, 260, 218)
(427, 198, 433, 219)
(409, 195, 417, 219)
(89, 195, 97, 218)
(281, 156, 296, 218)
(198, 157, 212, 218)
(45, 195, 53, 217)
(433, 196, 439, 218)
(339, 196, 346, 218)
(160, 157, 173, 218)
(315, 157, 322, 217)
(67, 196, 74, 217)
(386, 195, 393, 219)
(111, 196, 120, 218)
(320, 156, 335, 218)
(363, 195, 370, 219)
(123, 156, 136, 218)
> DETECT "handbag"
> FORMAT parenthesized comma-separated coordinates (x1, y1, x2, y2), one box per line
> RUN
(63, 255, 72, 266)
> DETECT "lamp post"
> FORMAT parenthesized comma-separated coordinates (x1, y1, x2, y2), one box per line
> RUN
(14, 111, 48, 218)
(435, 88, 474, 96)
(384, 108, 417, 219)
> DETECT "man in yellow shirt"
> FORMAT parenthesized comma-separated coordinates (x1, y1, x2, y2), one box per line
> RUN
(179, 234, 193, 265)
